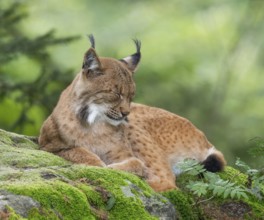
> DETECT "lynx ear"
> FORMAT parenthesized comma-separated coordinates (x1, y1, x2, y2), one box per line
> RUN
(82, 48, 101, 71)
(120, 39, 141, 73)
(82, 34, 102, 75)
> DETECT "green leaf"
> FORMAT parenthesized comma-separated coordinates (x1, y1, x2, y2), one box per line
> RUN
(187, 181, 208, 197)
(230, 189, 237, 199)
(106, 193, 116, 211)
(240, 192, 249, 200)
(235, 158, 250, 171)
(223, 188, 232, 199)
(217, 187, 225, 196)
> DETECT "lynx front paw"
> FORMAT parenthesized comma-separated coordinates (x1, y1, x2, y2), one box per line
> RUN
(57, 147, 106, 167)
(108, 157, 148, 178)
(147, 178, 178, 192)
(83, 160, 106, 167)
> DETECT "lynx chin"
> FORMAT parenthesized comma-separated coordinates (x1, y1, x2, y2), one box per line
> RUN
(39, 35, 226, 192)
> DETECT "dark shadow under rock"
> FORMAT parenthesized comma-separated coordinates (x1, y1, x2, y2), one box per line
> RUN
(221, 201, 251, 218)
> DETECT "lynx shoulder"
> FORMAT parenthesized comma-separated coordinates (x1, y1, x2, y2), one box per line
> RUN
(39, 36, 226, 192)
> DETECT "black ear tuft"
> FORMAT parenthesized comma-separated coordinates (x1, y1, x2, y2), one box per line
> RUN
(82, 34, 101, 72)
(87, 34, 95, 49)
(133, 39, 141, 54)
(130, 39, 141, 67)
(120, 38, 142, 73)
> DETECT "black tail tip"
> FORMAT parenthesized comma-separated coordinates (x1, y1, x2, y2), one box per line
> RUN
(202, 154, 225, 173)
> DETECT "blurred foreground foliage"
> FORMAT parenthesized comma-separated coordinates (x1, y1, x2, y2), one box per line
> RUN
(0, 0, 263, 167)
(0, 2, 79, 134)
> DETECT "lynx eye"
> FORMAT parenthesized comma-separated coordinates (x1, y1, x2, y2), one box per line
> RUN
(115, 93, 123, 100)
(112, 92, 122, 100)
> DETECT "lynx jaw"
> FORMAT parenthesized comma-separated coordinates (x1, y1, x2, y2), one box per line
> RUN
(105, 109, 127, 126)
(85, 104, 125, 126)
(87, 104, 107, 125)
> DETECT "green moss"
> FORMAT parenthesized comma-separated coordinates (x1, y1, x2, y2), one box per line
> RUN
(162, 190, 199, 220)
(57, 165, 152, 193)
(169, 166, 264, 219)
(28, 207, 61, 220)
(1, 181, 95, 220)
(0, 129, 37, 149)
(246, 200, 264, 219)
(218, 166, 264, 217)
(1, 166, 42, 182)
(219, 166, 247, 185)
(56, 165, 158, 220)
(75, 183, 105, 209)
(0, 144, 69, 168)
(5, 206, 26, 220)
(0, 166, 23, 181)
(0, 164, 161, 219)
(109, 197, 157, 220)
(176, 173, 198, 191)
(0, 129, 68, 169)
(1, 128, 262, 219)
(0, 129, 13, 146)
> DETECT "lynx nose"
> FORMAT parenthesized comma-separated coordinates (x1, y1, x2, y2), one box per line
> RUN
(120, 102, 130, 117)
(121, 111, 130, 117)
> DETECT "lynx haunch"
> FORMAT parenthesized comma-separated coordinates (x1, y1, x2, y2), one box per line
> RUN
(39, 35, 226, 192)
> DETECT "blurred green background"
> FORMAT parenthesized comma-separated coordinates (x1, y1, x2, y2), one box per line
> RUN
(0, 0, 263, 167)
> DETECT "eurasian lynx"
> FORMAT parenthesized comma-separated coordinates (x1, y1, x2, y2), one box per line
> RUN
(39, 36, 226, 192)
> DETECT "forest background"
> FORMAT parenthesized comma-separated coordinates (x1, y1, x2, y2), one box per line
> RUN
(0, 0, 263, 167)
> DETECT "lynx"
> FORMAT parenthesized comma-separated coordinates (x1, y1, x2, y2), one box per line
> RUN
(39, 35, 226, 192)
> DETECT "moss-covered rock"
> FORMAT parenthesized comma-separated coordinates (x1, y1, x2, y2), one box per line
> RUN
(0, 128, 263, 219)
(0, 129, 176, 219)
(168, 165, 264, 219)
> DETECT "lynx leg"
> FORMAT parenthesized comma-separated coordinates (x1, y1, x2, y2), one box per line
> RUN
(104, 147, 148, 177)
(108, 157, 148, 178)
(141, 155, 177, 192)
(57, 147, 106, 167)
(147, 173, 177, 192)
(145, 163, 177, 192)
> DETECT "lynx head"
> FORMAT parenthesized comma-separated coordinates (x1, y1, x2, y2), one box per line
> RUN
(74, 35, 141, 126)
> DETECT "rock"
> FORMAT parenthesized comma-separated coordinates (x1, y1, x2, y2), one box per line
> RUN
(122, 181, 177, 219)
(0, 190, 40, 218)
(0, 129, 177, 219)
(0, 128, 263, 219)
(221, 202, 251, 218)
